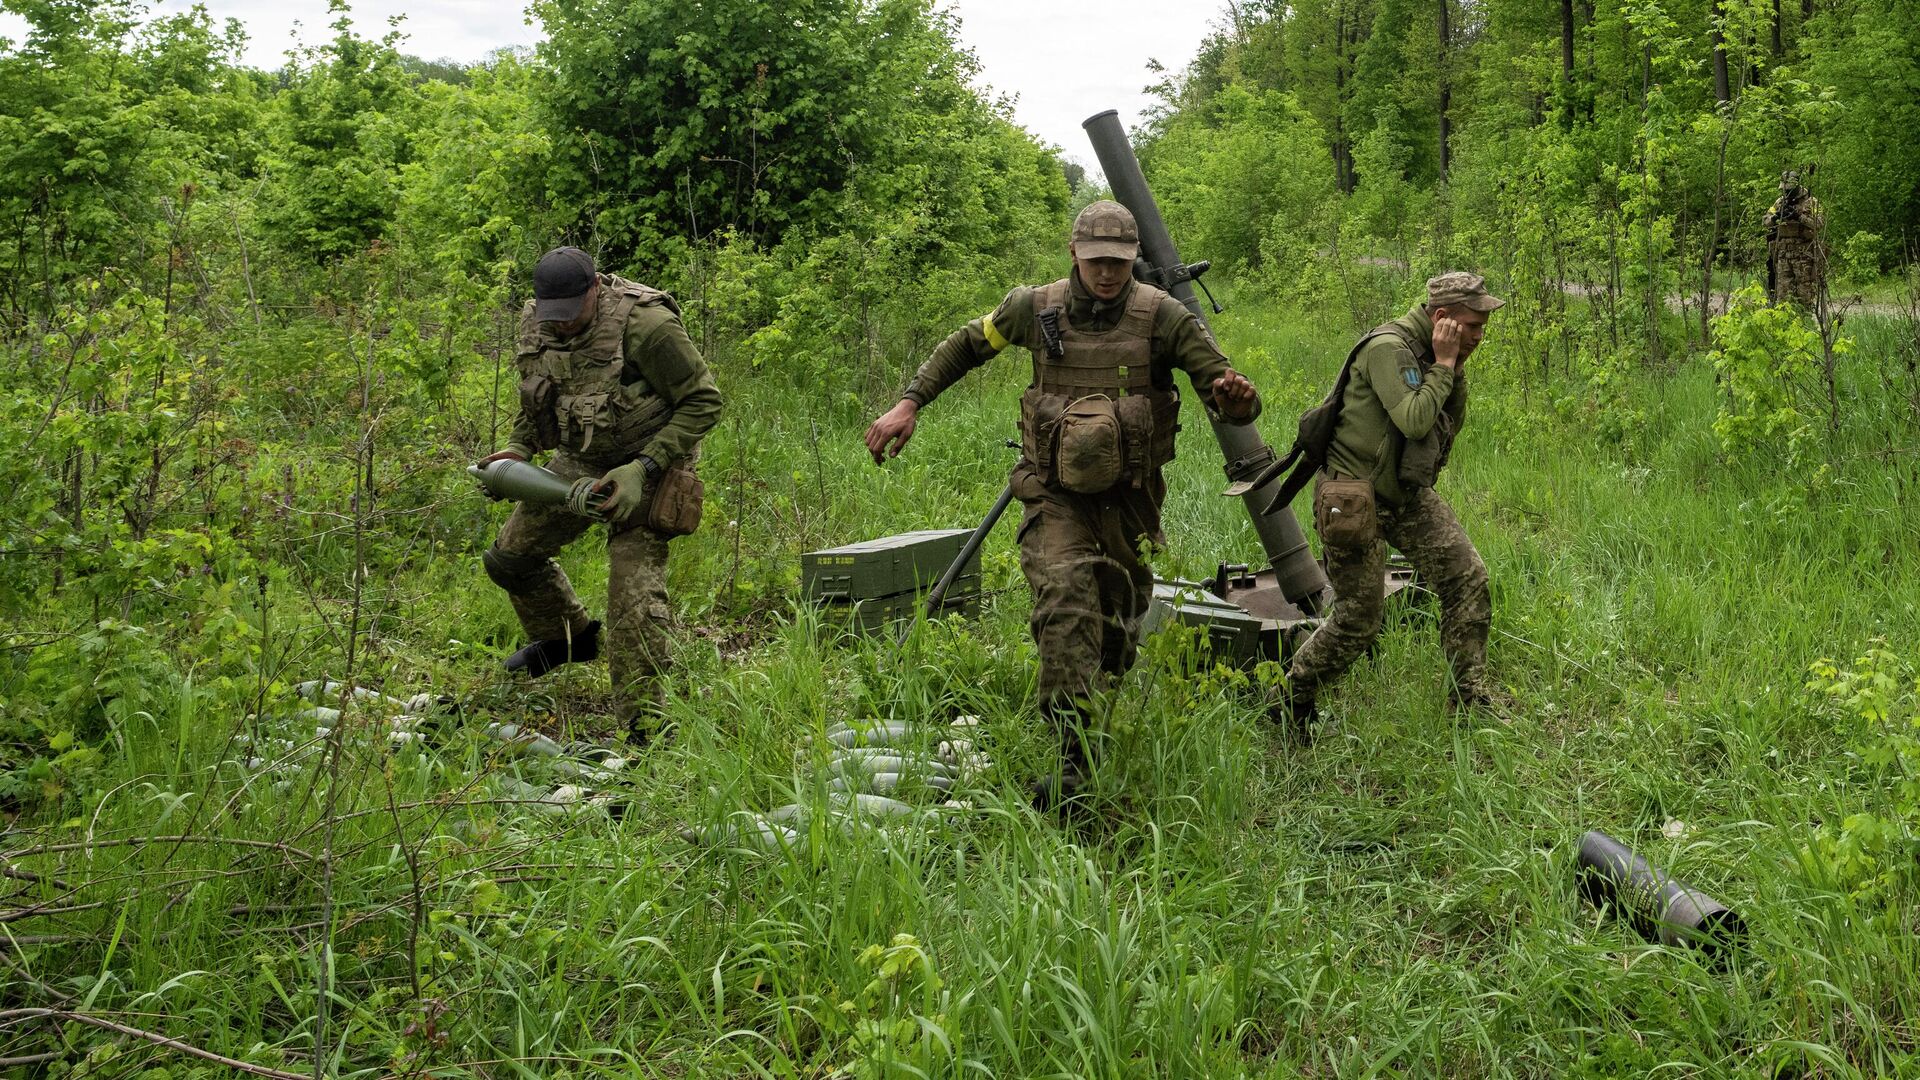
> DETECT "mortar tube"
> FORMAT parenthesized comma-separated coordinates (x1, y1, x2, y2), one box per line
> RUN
(1083, 109, 1330, 611)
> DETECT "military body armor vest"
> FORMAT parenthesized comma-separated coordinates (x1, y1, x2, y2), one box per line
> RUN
(515, 275, 679, 468)
(1017, 279, 1179, 492)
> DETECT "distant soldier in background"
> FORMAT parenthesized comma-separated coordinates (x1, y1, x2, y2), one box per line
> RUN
(863, 201, 1263, 810)
(1765, 169, 1826, 309)
(476, 247, 723, 744)
(1273, 273, 1504, 734)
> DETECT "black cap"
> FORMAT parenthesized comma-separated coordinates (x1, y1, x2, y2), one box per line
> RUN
(533, 247, 596, 322)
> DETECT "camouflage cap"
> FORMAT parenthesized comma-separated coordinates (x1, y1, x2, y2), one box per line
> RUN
(1071, 200, 1140, 261)
(1426, 271, 1505, 313)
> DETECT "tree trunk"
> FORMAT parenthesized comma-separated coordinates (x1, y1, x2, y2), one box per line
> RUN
(1711, 5, 1731, 104)
(1771, 0, 1784, 56)
(1561, 0, 1576, 81)
(1334, 2, 1353, 192)
(1439, 0, 1452, 178)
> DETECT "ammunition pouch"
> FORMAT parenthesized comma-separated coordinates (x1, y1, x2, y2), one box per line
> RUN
(1054, 395, 1125, 494)
(557, 391, 611, 454)
(1116, 391, 1175, 478)
(548, 386, 674, 466)
(1020, 388, 1173, 495)
(1313, 475, 1378, 549)
(518, 374, 560, 451)
(642, 462, 704, 537)
(483, 545, 550, 593)
(1398, 410, 1455, 491)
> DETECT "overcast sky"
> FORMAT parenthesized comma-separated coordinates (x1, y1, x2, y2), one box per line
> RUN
(0, 0, 1231, 170)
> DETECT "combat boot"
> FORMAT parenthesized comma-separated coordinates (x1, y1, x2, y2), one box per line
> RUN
(1446, 683, 1517, 722)
(1028, 696, 1094, 815)
(1266, 687, 1319, 745)
(505, 619, 601, 677)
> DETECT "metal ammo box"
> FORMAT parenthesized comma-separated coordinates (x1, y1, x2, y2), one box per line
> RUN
(1143, 560, 1422, 668)
(803, 529, 982, 629)
(1144, 579, 1283, 668)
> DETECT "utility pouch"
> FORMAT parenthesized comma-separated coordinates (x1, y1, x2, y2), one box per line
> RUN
(1398, 410, 1454, 490)
(643, 463, 705, 537)
(1019, 388, 1067, 471)
(559, 391, 613, 454)
(1053, 395, 1125, 494)
(518, 374, 560, 451)
(1314, 475, 1377, 549)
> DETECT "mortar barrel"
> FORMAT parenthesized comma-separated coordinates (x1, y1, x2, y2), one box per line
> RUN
(1082, 109, 1330, 610)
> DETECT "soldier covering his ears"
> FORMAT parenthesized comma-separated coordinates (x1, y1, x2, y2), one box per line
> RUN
(865, 201, 1262, 809)
(476, 247, 723, 743)
(1274, 272, 1505, 734)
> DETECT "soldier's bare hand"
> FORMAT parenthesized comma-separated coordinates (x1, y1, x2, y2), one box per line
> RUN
(1211, 370, 1258, 420)
(1432, 316, 1462, 369)
(865, 400, 919, 465)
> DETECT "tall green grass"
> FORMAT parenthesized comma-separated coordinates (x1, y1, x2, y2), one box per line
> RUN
(3, 289, 1917, 1077)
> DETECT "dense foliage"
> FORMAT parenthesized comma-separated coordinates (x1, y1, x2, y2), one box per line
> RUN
(2, 0, 1919, 1074)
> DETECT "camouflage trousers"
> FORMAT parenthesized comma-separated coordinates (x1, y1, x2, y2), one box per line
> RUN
(1769, 240, 1823, 309)
(1287, 479, 1491, 704)
(485, 453, 673, 728)
(1013, 465, 1166, 712)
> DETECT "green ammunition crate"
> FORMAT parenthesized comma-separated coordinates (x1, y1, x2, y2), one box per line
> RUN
(829, 585, 981, 632)
(802, 529, 979, 602)
(1144, 580, 1280, 668)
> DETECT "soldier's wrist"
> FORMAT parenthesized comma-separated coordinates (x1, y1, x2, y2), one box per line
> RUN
(504, 443, 535, 461)
(637, 455, 664, 483)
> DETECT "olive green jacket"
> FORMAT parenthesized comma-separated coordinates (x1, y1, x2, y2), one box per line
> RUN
(1324, 305, 1468, 508)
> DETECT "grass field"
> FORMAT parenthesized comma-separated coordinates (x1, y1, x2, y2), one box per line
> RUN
(4, 285, 1919, 1077)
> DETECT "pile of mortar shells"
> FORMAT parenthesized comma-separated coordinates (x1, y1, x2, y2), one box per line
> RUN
(681, 714, 989, 854)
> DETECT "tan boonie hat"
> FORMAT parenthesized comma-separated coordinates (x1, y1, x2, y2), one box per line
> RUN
(1072, 200, 1140, 261)
(1426, 271, 1505, 312)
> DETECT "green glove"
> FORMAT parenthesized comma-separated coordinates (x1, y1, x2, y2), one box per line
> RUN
(595, 458, 658, 525)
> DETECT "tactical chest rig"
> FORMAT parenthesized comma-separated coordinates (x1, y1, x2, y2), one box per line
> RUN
(1017, 279, 1179, 494)
(516, 275, 678, 469)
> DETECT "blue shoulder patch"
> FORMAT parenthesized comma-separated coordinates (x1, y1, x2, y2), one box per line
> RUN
(1402, 366, 1422, 389)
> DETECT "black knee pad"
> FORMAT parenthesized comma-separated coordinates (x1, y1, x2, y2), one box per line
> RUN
(482, 545, 549, 593)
